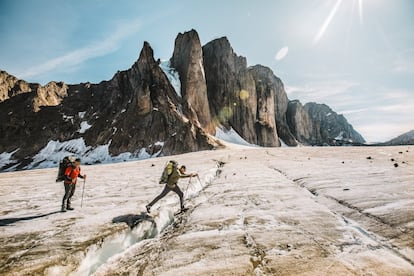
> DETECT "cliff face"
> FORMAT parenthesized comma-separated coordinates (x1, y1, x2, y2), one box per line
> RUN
(170, 29, 213, 134)
(249, 65, 297, 146)
(0, 29, 366, 171)
(286, 100, 313, 143)
(202, 37, 259, 144)
(202, 39, 303, 147)
(248, 66, 280, 147)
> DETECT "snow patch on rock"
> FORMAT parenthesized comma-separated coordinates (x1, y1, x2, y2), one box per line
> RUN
(78, 111, 86, 119)
(215, 126, 257, 147)
(159, 60, 181, 96)
(335, 131, 344, 140)
(25, 138, 164, 169)
(279, 138, 288, 147)
(0, 149, 19, 170)
(78, 121, 92, 134)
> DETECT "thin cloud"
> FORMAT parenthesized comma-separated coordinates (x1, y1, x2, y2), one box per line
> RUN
(339, 107, 371, 115)
(392, 50, 414, 74)
(285, 80, 359, 101)
(18, 19, 142, 79)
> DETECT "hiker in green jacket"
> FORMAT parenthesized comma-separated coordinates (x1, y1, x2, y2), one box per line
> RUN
(146, 164, 197, 213)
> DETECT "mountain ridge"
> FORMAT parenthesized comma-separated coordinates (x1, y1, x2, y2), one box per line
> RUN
(0, 29, 365, 171)
(382, 129, 414, 146)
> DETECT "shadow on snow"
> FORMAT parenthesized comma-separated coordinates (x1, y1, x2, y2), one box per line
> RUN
(0, 211, 61, 226)
(112, 212, 155, 229)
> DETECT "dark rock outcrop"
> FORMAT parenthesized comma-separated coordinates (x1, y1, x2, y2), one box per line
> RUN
(286, 100, 312, 143)
(248, 66, 279, 147)
(304, 102, 365, 145)
(287, 101, 365, 145)
(170, 30, 213, 134)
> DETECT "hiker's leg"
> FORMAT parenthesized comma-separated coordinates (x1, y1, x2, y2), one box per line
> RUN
(148, 185, 171, 207)
(67, 184, 76, 208)
(172, 185, 184, 209)
(62, 183, 71, 208)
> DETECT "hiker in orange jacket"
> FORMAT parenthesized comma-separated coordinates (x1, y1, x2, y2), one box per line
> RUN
(62, 158, 86, 212)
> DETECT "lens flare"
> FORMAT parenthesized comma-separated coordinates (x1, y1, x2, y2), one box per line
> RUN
(218, 106, 233, 123)
(275, 47, 289, 61)
(239, 89, 250, 100)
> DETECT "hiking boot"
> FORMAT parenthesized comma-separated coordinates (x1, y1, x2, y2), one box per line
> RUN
(67, 206, 74, 211)
(146, 205, 151, 213)
(61, 206, 66, 212)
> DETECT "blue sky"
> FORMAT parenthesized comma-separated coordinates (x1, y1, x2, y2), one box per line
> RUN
(1, 0, 413, 142)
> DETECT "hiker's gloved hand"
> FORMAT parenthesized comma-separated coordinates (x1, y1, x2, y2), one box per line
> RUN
(83, 174, 87, 179)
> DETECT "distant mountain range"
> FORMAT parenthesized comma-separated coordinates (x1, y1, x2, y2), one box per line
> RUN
(0, 29, 366, 171)
(381, 130, 414, 146)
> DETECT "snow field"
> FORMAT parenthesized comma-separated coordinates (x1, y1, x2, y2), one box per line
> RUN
(0, 146, 413, 275)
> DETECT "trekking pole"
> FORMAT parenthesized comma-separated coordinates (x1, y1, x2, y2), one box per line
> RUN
(185, 176, 192, 197)
(81, 179, 86, 208)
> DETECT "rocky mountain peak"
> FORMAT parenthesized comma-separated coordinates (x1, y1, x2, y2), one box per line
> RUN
(0, 70, 31, 102)
(170, 29, 213, 133)
(203, 37, 247, 71)
(32, 81, 68, 112)
(0, 29, 367, 171)
(139, 41, 154, 62)
(287, 101, 365, 145)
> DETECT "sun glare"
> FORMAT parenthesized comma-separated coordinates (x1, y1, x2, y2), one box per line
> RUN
(358, 0, 363, 24)
(313, 0, 364, 44)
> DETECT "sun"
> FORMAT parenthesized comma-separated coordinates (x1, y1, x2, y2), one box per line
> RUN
(313, 0, 364, 44)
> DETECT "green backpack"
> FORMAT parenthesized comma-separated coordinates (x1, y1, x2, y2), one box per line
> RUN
(159, 160, 178, 184)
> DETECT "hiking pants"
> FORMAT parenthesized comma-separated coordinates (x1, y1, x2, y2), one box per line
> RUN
(148, 185, 184, 209)
(62, 183, 76, 208)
